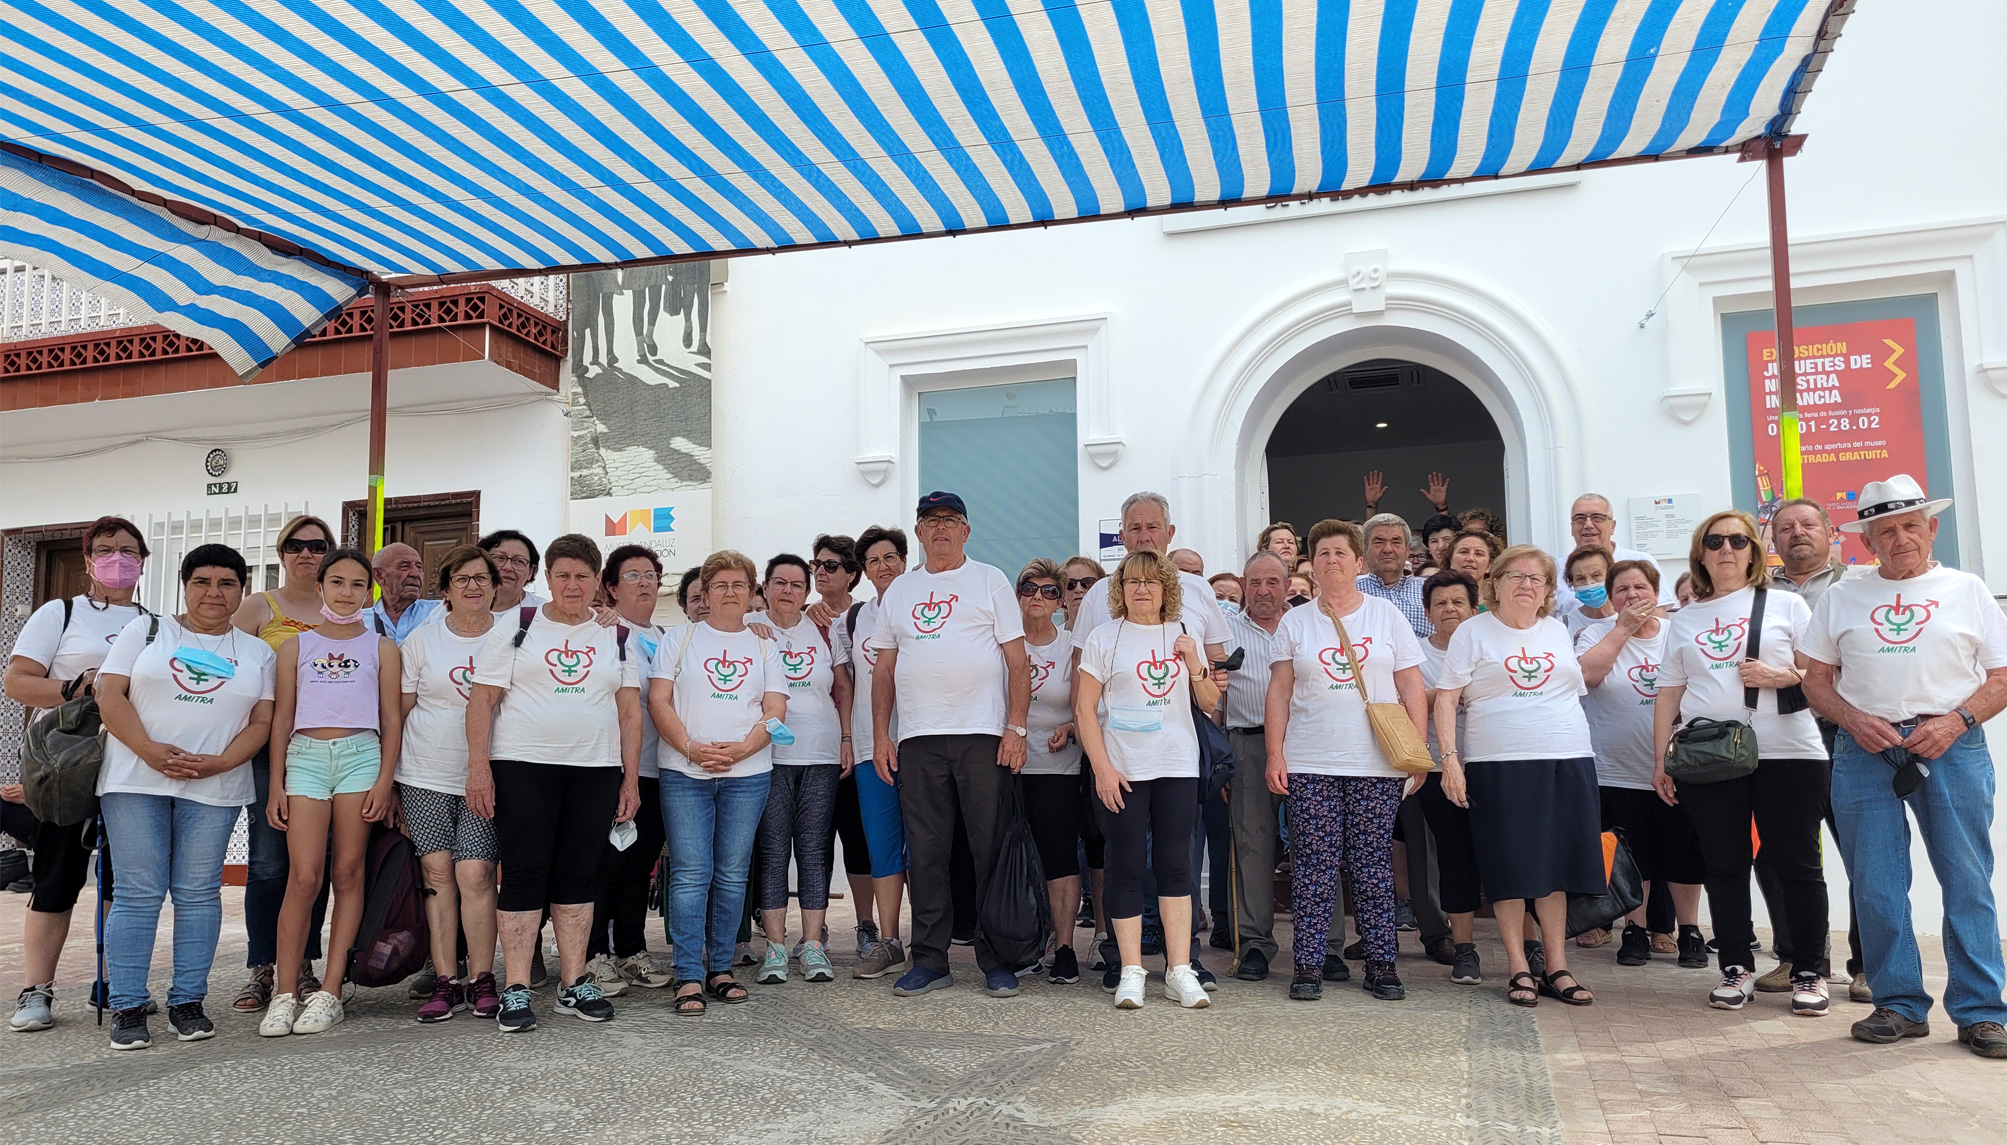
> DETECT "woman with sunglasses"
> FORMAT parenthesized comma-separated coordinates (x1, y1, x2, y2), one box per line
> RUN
(1016, 559, 1085, 984)
(1653, 509, 1830, 1017)
(1060, 557, 1105, 633)
(229, 513, 336, 1014)
(805, 536, 879, 959)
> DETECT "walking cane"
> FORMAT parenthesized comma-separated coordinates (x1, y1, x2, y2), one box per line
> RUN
(93, 815, 107, 1026)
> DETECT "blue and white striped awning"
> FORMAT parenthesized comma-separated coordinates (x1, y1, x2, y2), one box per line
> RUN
(1, 0, 1849, 371)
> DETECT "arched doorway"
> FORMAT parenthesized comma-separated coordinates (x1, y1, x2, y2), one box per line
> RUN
(1263, 358, 1506, 533)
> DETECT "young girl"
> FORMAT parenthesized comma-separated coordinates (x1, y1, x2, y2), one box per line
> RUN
(259, 549, 403, 1036)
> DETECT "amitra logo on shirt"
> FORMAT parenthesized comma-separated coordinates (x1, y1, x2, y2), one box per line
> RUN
(1627, 660, 1661, 698)
(170, 657, 231, 700)
(546, 642, 594, 691)
(1317, 640, 1369, 686)
(911, 593, 956, 636)
(1695, 618, 1748, 663)
(704, 652, 751, 695)
(1869, 594, 1937, 650)
(1029, 659, 1055, 695)
(779, 647, 816, 682)
(1503, 648, 1556, 693)
(1135, 650, 1182, 698)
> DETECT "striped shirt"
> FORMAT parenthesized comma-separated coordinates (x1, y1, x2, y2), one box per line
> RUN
(1356, 573, 1433, 639)
(1222, 609, 1281, 729)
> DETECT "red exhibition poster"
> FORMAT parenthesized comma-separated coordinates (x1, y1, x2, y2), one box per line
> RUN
(1746, 318, 1926, 566)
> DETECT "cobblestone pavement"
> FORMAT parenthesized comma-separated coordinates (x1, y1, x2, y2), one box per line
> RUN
(2, 887, 2000, 1144)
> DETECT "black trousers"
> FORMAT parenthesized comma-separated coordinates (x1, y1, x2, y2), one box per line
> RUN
(492, 761, 623, 912)
(1761, 724, 1862, 976)
(1095, 777, 1199, 920)
(1677, 757, 1830, 977)
(1415, 771, 1483, 915)
(590, 776, 663, 959)
(898, 734, 1012, 974)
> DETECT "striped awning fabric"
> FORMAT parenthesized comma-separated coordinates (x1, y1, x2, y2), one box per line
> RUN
(2, 0, 1848, 371)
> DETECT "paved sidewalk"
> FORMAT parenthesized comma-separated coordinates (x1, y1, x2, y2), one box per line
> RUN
(1, 885, 2000, 1144)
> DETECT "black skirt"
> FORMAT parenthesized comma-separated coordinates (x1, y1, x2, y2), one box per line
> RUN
(1465, 757, 1606, 901)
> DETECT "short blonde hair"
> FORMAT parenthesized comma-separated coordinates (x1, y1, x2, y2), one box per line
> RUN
(699, 549, 759, 592)
(1687, 509, 1769, 599)
(1481, 545, 1560, 618)
(1107, 551, 1182, 622)
(1061, 556, 1106, 579)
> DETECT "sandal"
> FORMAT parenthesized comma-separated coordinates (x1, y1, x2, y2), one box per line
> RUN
(233, 965, 274, 1012)
(706, 974, 749, 1004)
(1541, 969, 1595, 1006)
(672, 986, 707, 1016)
(1506, 971, 1540, 1007)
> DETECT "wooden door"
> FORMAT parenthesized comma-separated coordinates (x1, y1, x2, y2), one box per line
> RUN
(33, 539, 90, 608)
(389, 514, 477, 598)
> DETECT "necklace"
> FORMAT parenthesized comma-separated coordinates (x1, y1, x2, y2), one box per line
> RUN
(181, 620, 238, 658)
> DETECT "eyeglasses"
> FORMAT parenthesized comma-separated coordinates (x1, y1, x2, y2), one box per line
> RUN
(449, 574, 493, 589)
(490, 553, 534, 568)
(1702, 533, 1754, 551)
(1064, 576, 1100, 591)
(1498, 572, 1549, 587)
(1571, 513, 1613, 527)
(1017, 582, 1061, 601)
(618, 570, 660, 585)
(1121, 578, 1160, 588)
(89, 546, 142, 558)
(280, 538, 329, 555)
(915, 514, 965, 529)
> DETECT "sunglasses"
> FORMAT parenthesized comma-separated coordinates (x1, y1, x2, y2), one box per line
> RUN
(1064, 576, 1100, 591)
(810, 559, 848, 574)
(281, 538, 329, 555)
(1702, 533, 1754, 551)
(1017, 582, 1061, 601)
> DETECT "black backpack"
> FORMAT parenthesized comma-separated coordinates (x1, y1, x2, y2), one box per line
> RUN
(346, 823, 434, 988)
(975, 783, 1051, 971)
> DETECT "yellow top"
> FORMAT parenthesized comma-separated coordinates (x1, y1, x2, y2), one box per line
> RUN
(256, 590, 317, 652)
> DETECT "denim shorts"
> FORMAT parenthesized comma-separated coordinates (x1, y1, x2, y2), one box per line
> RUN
(284, 732, 382, 799)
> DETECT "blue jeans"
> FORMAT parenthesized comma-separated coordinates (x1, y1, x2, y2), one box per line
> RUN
(100, 793, 240, 1011)
(1832, 725, 2006, 1027)
(660, 770, 771, 983)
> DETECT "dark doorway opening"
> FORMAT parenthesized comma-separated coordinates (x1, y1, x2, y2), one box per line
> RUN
(1265, 359, 1505, 533)
(341, 491, 480, 598)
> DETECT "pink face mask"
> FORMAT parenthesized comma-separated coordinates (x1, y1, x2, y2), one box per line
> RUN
(92, 552, 143, 590)
(320, 601, 363, 625)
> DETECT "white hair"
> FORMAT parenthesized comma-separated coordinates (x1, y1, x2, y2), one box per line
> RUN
(1120, 491, 1172, 523)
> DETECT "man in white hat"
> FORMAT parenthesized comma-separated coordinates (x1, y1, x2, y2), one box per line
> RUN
(1802, 474, 2007, 1058)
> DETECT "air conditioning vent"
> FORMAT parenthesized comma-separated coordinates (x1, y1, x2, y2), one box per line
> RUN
(1337, 369, 1401, 393)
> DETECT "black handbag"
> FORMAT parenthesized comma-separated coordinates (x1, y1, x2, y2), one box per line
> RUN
(1566, 830, 1645, 939)
(1181, 623, 1236, 802)
(1665, 587, 1796, 785)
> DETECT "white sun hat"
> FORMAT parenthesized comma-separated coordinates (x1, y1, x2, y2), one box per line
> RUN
(1837, 473, 1953, 533)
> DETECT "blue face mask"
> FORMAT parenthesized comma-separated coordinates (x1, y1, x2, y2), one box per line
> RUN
(1574, 583, 1609, 609)
(631, 632, 659, 661)
(764, 717, 796, 746)
(1218, 600, 1242, 618)
(173, 647, 237, 679)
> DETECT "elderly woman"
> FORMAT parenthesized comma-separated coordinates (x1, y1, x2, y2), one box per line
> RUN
(467, 534, 642, 1033)
(1654, 509, 1829, 1017)
(749, 554, 852, 986)
(1257, 522, 1300, 568)
(1060, 556, 1105, 632)
(1420, 514, 1461, 573)
(1414, 570, 1487, 986)
(478, 529, 548, 616)
(1265, 520, 1428, 1003)
(806, 534, 879, 958)
(585, 545, 674, 995)
(229, 513, 334, 1013)
(394, 545, 504, 1022)
(1074, 552, 1220, 1010)
(1016, 558, 1085, 983)
(1447, 528, 1501, 584)
(1576, 560, 1706, 969)
(651, 551, 787, 1015)
(1208, 573, 1244, 613)
(1435, 546, 1604, 1008)
(1563, 545, 1617, 639)
(95, 544, 278, 1048)
(834, 527, 913, 979)
(4, 517, 150, 1034)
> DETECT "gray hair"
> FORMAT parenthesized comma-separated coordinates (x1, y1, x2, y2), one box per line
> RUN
(1244, 550, 1289, 578)
(1362, 513, 1411, 544)
(1120, 491, 1172, 523)
(1572, 493, 1614, 513)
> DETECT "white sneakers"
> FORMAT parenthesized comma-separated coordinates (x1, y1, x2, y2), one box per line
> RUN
(1710, 966, 1757, 1010)
(584, 955, 631, 997)
(1790, 973, 1830, 1017)
(260, 990, 344, 1036)
(1163, 965, 1211, 1009)
(1114, 966, 1147, 1009)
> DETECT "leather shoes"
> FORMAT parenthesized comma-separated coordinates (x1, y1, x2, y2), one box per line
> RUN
(1852, 1006, 1930, 1044)
(1958, 1021, 2007, 1059)
(1234, 948, 1270, 982)
(1423, 935, 1458, 965)
(1322, 953, 1351, 983)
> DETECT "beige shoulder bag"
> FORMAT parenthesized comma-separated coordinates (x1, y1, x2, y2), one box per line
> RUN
(1327, 605, 1434, 775)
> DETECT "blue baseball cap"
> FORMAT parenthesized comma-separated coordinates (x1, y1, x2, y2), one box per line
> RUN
(916, 491, 968, 518)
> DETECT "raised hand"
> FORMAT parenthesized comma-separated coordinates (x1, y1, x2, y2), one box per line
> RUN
(1363, 470, 1387, 510)
(1421, 472, 1450, 511)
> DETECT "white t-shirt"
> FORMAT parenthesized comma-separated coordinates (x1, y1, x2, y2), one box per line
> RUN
(1270, 597, 1424, 777)
(491, 590, 549, 619)
(396, 617, 491, 794)
(651, 622, 788, 780)
(97, 615, 275, 807)
(869, 559, 1024, 741)
(1575, 619, 1669, 790)
(1416, 637, 1467, 756)
(1022, 629, 1079, 776)
(1660, 586, 1824, 759)
(1078, 620, 1199, 783)
(472, 609, 639, 768)
(628, 624, 665, 778)
(749, 612, 845, 766)
(1566, 606, 1619, 642)
(1072, 568, 1231, 650)
(10, 596, 144, 714)
(1803, 564, 2007, 722)
(835, 600, 896, 763)
(1558, 545, 1676, 609)
(1438, 612, 1593, 762)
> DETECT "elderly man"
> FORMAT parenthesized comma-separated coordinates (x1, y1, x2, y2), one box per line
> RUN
(1169, 548, 1205, 577)
(369, 542, 440, 642)
(1357, 513, 1431, 639)
(1802, 475, 2007, 1058)
(871, 491, 1032, 999)
(1565, 494, 1675, 608)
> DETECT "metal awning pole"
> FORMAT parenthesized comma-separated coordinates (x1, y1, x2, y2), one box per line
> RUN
(1761, 136, 1806, 500)
(366, 284, 388, 555)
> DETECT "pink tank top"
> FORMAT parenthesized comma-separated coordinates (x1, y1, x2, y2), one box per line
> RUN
(294, 629, 381, 732)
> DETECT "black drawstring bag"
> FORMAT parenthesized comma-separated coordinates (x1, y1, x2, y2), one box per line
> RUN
(975, 782, 1051, 971)
(1565, 829, 1645, 939)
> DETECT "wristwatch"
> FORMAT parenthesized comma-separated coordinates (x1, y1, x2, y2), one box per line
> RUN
(1005, 724, 1028, 738)
(1956, 707, 1977, 731)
